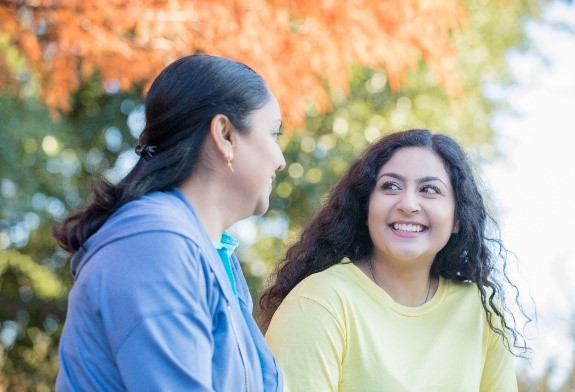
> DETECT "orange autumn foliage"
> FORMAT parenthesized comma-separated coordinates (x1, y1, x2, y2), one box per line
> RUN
(0, 0, 467, 127)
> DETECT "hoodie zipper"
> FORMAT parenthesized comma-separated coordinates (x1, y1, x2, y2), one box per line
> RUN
(228, 305, 250, 392)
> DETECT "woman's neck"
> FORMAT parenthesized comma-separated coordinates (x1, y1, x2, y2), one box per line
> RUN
(178, 177, 232, 241)
(360, 257, 437, 306)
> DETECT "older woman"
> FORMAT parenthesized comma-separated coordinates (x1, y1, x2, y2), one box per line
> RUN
(54, 54, 285, 391)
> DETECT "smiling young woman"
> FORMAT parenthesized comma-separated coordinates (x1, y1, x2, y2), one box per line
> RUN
(260, 128, 531, 392)
(358, 146, 458, 307)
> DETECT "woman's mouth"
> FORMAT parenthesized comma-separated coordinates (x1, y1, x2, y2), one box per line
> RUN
(391, 223, 425, 233)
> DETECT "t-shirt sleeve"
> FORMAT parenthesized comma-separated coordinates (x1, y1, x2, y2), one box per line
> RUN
(265, 294, 345, 392)
(480, 325, 518, 392)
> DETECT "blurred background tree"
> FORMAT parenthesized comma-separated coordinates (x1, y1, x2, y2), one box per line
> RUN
(0, 0, 468, 126)
(1, 0, 572, 390)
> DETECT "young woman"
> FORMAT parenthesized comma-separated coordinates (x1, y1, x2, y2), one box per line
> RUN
(260, 129, 529, 391)
(53, 54, 285, 391)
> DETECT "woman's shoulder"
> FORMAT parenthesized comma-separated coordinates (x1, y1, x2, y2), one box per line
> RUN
(441, 278, 484, 308)
(287, 262, 359, 302)
(84, 190, 208, 259)
(105, 190, 198, 234)
(444, 278, 478, 292)
(120, 190, 185, 218)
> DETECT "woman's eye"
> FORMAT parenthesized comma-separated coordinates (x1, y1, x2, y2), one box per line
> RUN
(382, 182, 400, 191)
(421, 185, 441, 195)
(272, 131, 283, 141)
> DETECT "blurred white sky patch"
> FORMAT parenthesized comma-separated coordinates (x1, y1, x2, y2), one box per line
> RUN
(484, 0, 575, 388)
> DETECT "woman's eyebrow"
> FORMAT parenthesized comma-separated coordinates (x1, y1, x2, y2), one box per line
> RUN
(377, 172, 404, 182)
(377, 173, 448, 187)
(417, 176, 449, 187)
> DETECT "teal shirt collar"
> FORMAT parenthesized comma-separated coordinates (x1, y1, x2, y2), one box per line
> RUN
(213, 232, 239, 300)
(213, 231, 239, 257)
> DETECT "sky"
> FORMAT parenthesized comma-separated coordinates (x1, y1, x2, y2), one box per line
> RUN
(483, 1, 575, 387)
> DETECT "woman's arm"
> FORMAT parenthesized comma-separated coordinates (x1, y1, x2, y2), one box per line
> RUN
(265, 295, 345, 392)
(479, 321, 519, 392)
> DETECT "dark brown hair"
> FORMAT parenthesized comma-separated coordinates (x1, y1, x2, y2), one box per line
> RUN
(53, 54, 270, 252)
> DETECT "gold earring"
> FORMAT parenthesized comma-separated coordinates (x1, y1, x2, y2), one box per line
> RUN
(227, 153, 234, 173)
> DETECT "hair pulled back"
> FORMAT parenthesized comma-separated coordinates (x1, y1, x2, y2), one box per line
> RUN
(259, 129, 530, 355)
(53, 55, 271, 252)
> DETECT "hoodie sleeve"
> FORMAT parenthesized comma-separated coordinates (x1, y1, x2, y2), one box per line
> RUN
(95, 231, 216, 390)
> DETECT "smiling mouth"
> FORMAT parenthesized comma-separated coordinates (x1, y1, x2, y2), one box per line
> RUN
(391, 223, 425, 232)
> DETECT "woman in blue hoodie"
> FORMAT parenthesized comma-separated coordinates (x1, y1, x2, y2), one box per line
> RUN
(53, 54, 285, 391)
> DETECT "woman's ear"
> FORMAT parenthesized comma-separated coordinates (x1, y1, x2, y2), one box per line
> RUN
(452, 219, 460, 234)
(209, 114, 235, 159)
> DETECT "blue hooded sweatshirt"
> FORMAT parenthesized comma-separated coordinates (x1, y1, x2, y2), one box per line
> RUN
(56, 188, 282, 391)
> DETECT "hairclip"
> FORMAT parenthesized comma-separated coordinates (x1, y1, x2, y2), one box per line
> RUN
(135, 144, 157, 161)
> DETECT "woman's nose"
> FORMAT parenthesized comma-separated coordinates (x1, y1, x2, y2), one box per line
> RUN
(397, 191, 420, 213)
(276, 151, 286, 172)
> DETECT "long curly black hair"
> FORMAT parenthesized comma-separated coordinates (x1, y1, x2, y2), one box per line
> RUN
(259, 128, 531, 356)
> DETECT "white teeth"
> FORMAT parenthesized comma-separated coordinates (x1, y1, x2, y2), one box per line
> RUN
(393, 223, 423, 232)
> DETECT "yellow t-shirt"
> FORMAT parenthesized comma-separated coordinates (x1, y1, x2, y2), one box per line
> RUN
(265, 262, 517, 392)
